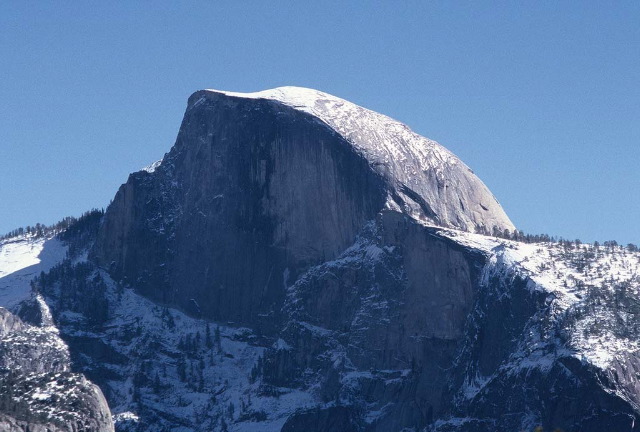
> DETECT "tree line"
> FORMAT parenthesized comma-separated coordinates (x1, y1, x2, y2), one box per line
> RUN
(479, 225, 638, 252)
(1, 209, 104, 242)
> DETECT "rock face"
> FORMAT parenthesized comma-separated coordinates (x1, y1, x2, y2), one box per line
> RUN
(195, 87, 515, 233)
(0, 306, 113, 432)
(272, 213, 485, 431)
(93, 87, 514, 327)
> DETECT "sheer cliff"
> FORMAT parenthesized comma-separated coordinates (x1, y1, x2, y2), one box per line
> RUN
(93, 87, 514, 327)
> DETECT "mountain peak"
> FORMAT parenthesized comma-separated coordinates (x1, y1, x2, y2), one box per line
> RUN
(201, 85, 331, 104)
(189, 86, 515, 234)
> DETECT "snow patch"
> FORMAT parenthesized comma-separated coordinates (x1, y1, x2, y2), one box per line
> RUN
(142, 159, 162, 173)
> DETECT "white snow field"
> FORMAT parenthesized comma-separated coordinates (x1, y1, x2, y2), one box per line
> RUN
(0, 235, 67, 310)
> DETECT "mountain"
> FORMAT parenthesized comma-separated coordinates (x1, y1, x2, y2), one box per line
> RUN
(93, 87, 514, 327)
(0, 87, 638, 432)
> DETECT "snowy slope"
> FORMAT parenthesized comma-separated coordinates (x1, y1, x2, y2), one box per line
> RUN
(42, 264, 319, 432)
(0, 235, 67, 310)
(439, 228, 640, 369)
(22, 221, 640, 432)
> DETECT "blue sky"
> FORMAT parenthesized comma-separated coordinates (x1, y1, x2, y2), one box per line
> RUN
(1, 2, 639, 244)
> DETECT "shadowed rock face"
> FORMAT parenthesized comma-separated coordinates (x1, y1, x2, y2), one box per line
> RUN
(94, 92, 386, 325)
(93, 87, 512, 328)
(269, 212, 485, 431)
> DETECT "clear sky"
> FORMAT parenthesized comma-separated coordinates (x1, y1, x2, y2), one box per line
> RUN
(1, 2, 639, 244)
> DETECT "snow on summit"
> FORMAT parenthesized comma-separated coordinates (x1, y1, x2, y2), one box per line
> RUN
(195, 86, 515, 234)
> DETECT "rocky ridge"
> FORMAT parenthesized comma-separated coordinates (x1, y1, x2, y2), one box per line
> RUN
(0, 295, 113, 432)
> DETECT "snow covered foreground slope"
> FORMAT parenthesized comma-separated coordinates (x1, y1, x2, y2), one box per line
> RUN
(441, 229, 640, 374)
(426, 231, 640, 432)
